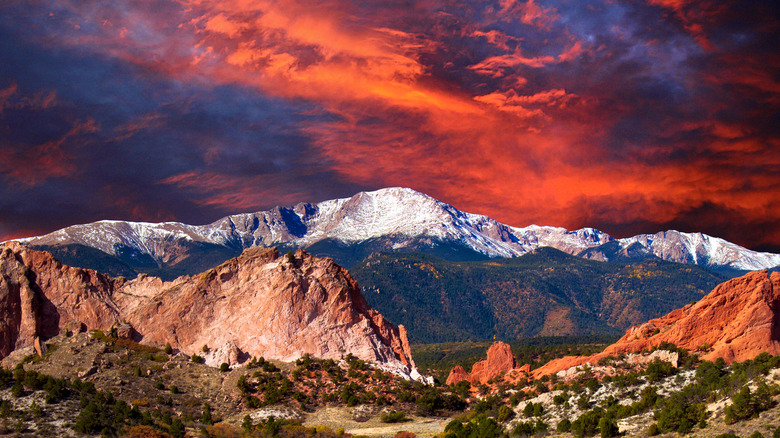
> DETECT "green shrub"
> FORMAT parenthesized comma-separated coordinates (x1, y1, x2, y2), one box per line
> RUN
(577, 393, 591, 410)
(11, 382, 24, 398)
(237, 375, 250, 394)
(557, 418, 571, 432)
(513, 421, 534, 436)
(553, 391, 569, 405)
(647, 423, 659, 436)
(149, 353, 168, 362)
(724, 383, 774, 425)
(572, 407, 605, 437)
(169, 419, 185, 438)
(598, 417, 618, 438)
(656, 392, 706, 434)
(380, 411, 409, 423)
(30, 401, 42, 418)
(646, 359, 676, 382)
(534, 419, 548, 434)
(497, 405, 514, 423)
(201, 403, 213, 425)
(523, 402, 544, 417)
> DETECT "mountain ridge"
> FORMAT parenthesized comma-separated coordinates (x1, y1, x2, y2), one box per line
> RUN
(10, 187, 780, 276)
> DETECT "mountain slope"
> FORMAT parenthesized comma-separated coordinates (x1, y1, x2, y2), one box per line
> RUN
(350, 248, 725, 343)
(12, 187, 780, 279)
(582, 230, 780, 274)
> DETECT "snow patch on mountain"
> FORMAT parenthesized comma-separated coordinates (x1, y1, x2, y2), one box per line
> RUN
(617, 231, 780, 272)
(11, 187, 780, 272)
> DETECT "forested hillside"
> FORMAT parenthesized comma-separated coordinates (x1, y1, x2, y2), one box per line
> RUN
(352, 248, 725, 343)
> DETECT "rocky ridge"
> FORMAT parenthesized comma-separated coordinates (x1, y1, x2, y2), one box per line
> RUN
(14, 187, 780, 274)
(0, 242, 422, 380)
(533, 270, 780, 378)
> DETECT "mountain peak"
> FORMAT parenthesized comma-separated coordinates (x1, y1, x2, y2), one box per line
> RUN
(9, 188, 780, 276)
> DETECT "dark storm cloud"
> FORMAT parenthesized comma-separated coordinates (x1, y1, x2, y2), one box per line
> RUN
(0, 8, 356, 236)
(0, 0, 778, 252)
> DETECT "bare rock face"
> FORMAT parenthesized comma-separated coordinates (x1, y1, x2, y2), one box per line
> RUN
(533, 270, 780, 377)
(445, 365, 470, 386)
(470, 341, 517, 384)
(0, 243, 420, 378)
(601, 270, 780, 361)
(0, 242, 122, 357)
(204, 341, 240, 368)
(446, 341, 520, 385)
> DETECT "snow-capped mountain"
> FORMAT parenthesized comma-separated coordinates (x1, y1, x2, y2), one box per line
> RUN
(617, 231, 780, 272)
(13, 187, 780, 274)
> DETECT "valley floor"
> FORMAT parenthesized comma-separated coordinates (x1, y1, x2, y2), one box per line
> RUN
(303, 406, 447, 437)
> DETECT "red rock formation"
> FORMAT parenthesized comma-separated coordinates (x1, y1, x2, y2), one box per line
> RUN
(0, 242, 419, 378)
(533, 270, 780, 377)
(0, 242, 122, 357)
(470, 341, 517, 384)
(445, 365, 470, 386)
(446, 341, 523, 385)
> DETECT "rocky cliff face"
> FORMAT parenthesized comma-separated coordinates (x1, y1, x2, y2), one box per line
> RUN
(533, 270, 780, 377)
(0, 242, 123, 358)
(0, 242, 420, 378)
(601, 270, 780, 361)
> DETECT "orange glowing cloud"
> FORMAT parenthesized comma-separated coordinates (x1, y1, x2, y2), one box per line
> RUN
(468, 39, 584, 77)
(6, 0, 777, 251)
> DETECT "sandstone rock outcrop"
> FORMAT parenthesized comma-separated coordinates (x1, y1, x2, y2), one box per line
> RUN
(445, 365, 470, 386)
(0, 242, 420, 378)
(446, 341, 525, 385)
(533, 270, 780, 377)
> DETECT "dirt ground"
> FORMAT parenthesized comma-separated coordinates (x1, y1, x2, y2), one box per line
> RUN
(303, 406, 448, 437)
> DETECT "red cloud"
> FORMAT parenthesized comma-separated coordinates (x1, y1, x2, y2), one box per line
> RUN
(159, 170, 309, 211)
(0, 83, 57, 113)
(497, 0, 560, 29)
(646, 0, 730, 50)
(1, 117, 98, 186)
(8, 0, 779, 250)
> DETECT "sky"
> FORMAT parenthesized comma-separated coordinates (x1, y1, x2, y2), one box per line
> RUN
(0, 0, 778, 252)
